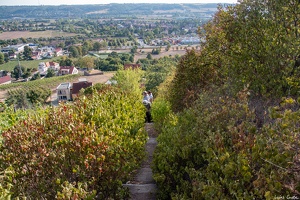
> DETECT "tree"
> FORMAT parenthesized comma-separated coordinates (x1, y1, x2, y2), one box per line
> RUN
(129, 55, 134, 63)
(59, 56, 74, 66)
(0, 52, 4, 64)
(199, 1, 300, 97)
(69, 46, 79, 58)
(93, 41, 101, 51)
(22, 68, 32, 80)
(20, 37, 27, 43)
(23, 46, 32, 60)
(101, 40, 108, 49)
(31, 72, 41, 81)
(78, 56, 95, 70)
(46, 68, 56, 78)
(165, 43, 171, 51)
(146, 53, 152, 60)
(151, 48, 161, 55)
(11, 65, 25, 80)
(57, 42, 65, 49)
(4, 53, 9, 63)
(131, 46, 138, 54)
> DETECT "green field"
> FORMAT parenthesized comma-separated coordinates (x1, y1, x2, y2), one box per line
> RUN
(0, 59, 53, 71)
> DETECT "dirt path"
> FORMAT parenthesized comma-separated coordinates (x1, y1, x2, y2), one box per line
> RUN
(124, 123, 158, 200)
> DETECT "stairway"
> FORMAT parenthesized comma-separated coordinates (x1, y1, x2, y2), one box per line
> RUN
(123, 123, 158, 200)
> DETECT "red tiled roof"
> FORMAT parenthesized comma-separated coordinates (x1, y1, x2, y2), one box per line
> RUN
(72, 81, 93, 95)
(49, 61, 58, 67)
(45, 62, 50, 67)
(0, 76, 11, 84)
(59, 66, 75, 74)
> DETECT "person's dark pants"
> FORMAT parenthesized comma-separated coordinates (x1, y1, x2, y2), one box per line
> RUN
(145, 110, 152, 123)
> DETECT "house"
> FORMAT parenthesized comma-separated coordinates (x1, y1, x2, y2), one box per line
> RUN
(48, 62, 60, 71)
(0, 71, 11, 85)
(31, 51, 42, 60)
(71, 79, 93, 99)
(58, 66, 78, 76)
(55, 47, 63, 56)
(0, 76, 11, 85)
(124, 64, 141, 70)
(56, 82, 72, 101)
(37, 62, 60, 76)
(38, 62, 49, 74)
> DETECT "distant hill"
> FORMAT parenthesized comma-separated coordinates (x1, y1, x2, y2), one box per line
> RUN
(0, 3, 233, 20)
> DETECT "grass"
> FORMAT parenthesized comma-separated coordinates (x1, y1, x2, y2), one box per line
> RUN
(0, 59, 53, 71)
(0, 74, 81, 91)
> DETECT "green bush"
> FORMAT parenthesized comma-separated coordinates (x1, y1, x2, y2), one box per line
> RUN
(153, 87, 300, 199)
(0, 71, 147, 199)
(150, 97, 173, 132)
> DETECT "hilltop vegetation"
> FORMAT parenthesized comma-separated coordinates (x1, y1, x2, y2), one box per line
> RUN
(0, 3, 223, 19)
(0, 70, 148, 199)
(151, 0, 300, 199)
(1, 0, 300, 199)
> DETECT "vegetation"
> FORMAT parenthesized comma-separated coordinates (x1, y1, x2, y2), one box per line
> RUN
(0, 69, 147, 199)
(10, 65, 33, 80)
(2, 1, 300, 199)
(151, 1, 300, 199)
(143, 56, 178, 96)
(5, 86, 51, 109)
(95, 52, 134, 71)
(0, 59, 51, 72)
(0, 4, 220, 20)
(0, 74, 80, 91)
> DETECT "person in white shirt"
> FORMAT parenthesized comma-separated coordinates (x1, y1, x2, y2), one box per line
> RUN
(147, 90, 153, 103)
(143, 91, 150, 102)
(142, 91, 152, 122)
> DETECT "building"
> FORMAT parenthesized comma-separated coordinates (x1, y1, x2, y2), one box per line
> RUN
(71, 78, 93, 99)
(1, 44, 27, 54)
(55, 47, 63, 56)
(38, 62, 49, 74)
(0, 71, 11, 85)
(48, 62, 60, 71)
(56, 82, 72, 101)
(58, 66, 78, 76)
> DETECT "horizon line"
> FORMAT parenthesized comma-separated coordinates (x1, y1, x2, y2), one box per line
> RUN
(0, 2, 235, 6)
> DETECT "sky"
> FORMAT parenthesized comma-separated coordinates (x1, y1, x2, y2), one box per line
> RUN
(0, 0, 237, 6)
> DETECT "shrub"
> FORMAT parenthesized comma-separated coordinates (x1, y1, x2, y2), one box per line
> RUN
(153, 87, 300, 199)
(0, 72, 147, 199)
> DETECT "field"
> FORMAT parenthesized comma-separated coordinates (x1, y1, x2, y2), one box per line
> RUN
(134, 47, 187, 62)
(0, 59, 52, 71)
(0, 31, 80, 40)
(96, 47, 189, 62)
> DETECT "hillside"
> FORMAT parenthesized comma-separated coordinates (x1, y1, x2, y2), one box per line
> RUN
(0, 3, 231, 19)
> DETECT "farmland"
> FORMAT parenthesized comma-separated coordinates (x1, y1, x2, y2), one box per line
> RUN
(0, 30, 80, 40)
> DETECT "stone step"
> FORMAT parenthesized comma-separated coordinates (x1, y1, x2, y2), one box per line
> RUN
(124, 123, 158, 200)
(134, 167, 155, 184)
(123, 183, 157, 200)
